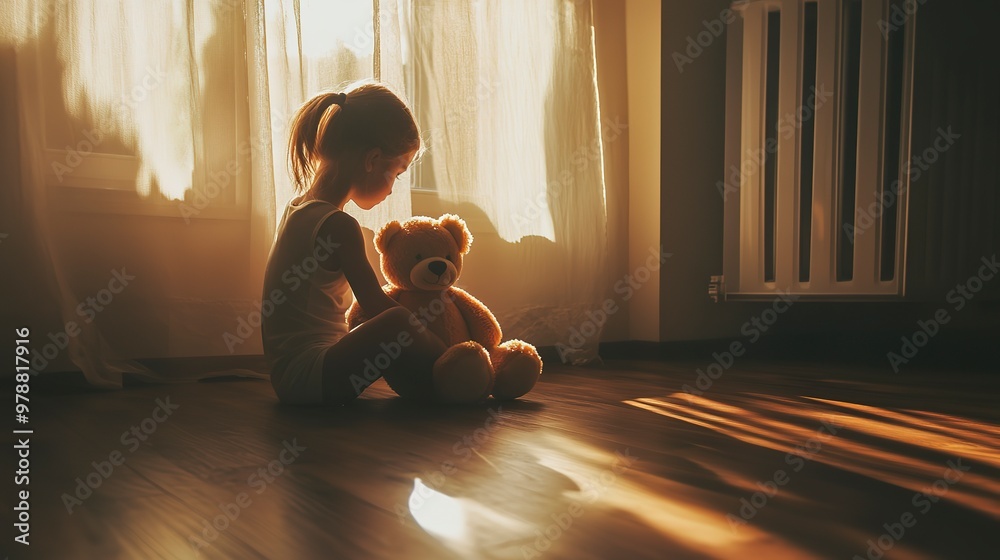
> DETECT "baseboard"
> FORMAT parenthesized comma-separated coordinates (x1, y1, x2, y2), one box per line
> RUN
(597, 327, 1000, 372)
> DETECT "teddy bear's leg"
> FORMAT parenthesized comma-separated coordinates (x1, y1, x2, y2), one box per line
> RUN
(432, 341, 495, 403)
(490, 340, 542, 400)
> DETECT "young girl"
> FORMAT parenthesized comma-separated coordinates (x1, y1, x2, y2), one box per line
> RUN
(261, 83, 452, 405)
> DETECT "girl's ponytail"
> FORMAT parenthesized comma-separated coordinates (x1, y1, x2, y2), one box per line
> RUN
(288, 92, 345, 193)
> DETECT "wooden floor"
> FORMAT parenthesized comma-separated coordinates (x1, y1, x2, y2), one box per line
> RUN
(5, 359, 1000, 559)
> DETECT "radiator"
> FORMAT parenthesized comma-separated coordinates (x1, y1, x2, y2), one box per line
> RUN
(719, 0, 916, 300)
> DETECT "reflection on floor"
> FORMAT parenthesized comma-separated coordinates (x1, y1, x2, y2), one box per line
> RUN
(11, 359, 1000, 559)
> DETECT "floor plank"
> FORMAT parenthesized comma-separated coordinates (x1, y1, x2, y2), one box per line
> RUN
(4, 359, 999, 559)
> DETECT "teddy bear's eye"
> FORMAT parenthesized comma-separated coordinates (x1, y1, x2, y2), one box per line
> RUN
(415, 253, 423, 261)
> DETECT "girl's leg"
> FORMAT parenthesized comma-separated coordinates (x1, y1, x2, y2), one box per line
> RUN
(320, 307, 448, 404)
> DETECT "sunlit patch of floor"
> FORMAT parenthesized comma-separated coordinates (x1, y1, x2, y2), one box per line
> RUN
(409, 477, 469, 543)
(407, 430, 818, 559)
(407, 476, 534, 558)
(623, 393, 1000, 520)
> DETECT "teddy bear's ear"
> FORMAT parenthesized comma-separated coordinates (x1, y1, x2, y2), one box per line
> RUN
(440, 214, 473, 254)
(375, 221, 402, 254)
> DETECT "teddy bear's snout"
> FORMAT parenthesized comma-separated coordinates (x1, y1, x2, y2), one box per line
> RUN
(410, 257, 457, 290)
(427, 261, 447, 276)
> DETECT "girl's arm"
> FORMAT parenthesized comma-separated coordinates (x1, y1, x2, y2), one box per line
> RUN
(317, 212, 398, 317)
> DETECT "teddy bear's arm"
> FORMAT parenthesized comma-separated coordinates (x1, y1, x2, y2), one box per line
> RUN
(448, 287, 502, 348)
(347, 284, 401, 330)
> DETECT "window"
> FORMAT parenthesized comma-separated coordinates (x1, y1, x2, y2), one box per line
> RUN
(33, 1, 249, 220)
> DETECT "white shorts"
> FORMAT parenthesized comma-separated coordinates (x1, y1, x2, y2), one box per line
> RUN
(270, 336, 346, 405)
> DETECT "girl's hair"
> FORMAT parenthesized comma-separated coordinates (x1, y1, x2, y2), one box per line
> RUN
(288, 82, 420, 193)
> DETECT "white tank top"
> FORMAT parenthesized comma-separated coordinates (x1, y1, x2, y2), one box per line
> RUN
(261, 197, 352, 379)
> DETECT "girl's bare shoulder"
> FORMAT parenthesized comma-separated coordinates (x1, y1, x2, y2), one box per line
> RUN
(315, 209, 363, 249)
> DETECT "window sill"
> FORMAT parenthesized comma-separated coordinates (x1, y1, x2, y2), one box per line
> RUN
(47, 184, 249, 221)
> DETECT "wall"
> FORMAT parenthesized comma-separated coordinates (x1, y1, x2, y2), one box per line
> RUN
(625, 0, 662, 342)
(594, 0, 632, 343)
(659, 0, 763, 341)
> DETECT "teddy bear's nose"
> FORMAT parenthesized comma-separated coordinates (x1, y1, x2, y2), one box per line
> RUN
(428, 260, 447, 276)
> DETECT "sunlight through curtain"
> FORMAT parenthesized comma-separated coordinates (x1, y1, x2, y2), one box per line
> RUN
(2, 0, 226, 386)
(247, 0, 413, 234)
(0, 0, 610, 386)
(4, 1, 213, 200)
(256, 0, 611, 363)
(1, 0, 416, 386)
(402, 0, 610, 361)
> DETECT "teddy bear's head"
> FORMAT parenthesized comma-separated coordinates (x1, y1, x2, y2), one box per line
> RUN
(375, 214, 473, 291)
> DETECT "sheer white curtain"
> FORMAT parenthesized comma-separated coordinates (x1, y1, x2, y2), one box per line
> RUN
(0, 0, 609, 388)
(245, 0, 415, 236)
(2, 0, 233, 387)
(250, 0, 611, 362)
(402, 0, 610, 362)
(246, 0, 611, 363)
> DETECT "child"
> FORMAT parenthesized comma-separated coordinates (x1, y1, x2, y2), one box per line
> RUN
(261, 83, 449, 405)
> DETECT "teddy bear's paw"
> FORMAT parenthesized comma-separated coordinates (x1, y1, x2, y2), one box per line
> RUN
(432, 341, 495, 403)
(491, 340, 543, 400)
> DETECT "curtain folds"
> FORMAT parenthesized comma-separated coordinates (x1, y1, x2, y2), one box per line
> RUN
(250, 0, 413, 232)
(0, 0, 610, 388)
(405, 0, 610, 362)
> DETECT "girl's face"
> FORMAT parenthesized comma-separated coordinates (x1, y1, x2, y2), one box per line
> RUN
(352, 148, 417, 210)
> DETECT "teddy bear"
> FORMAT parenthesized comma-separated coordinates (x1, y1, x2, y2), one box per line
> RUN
(347, 214, 542, 403)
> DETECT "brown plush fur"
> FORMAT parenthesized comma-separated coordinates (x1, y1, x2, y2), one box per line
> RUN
(348, 214, 541, 400)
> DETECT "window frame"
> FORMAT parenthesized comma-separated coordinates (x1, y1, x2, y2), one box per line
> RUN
(35, 1, 251, 222)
